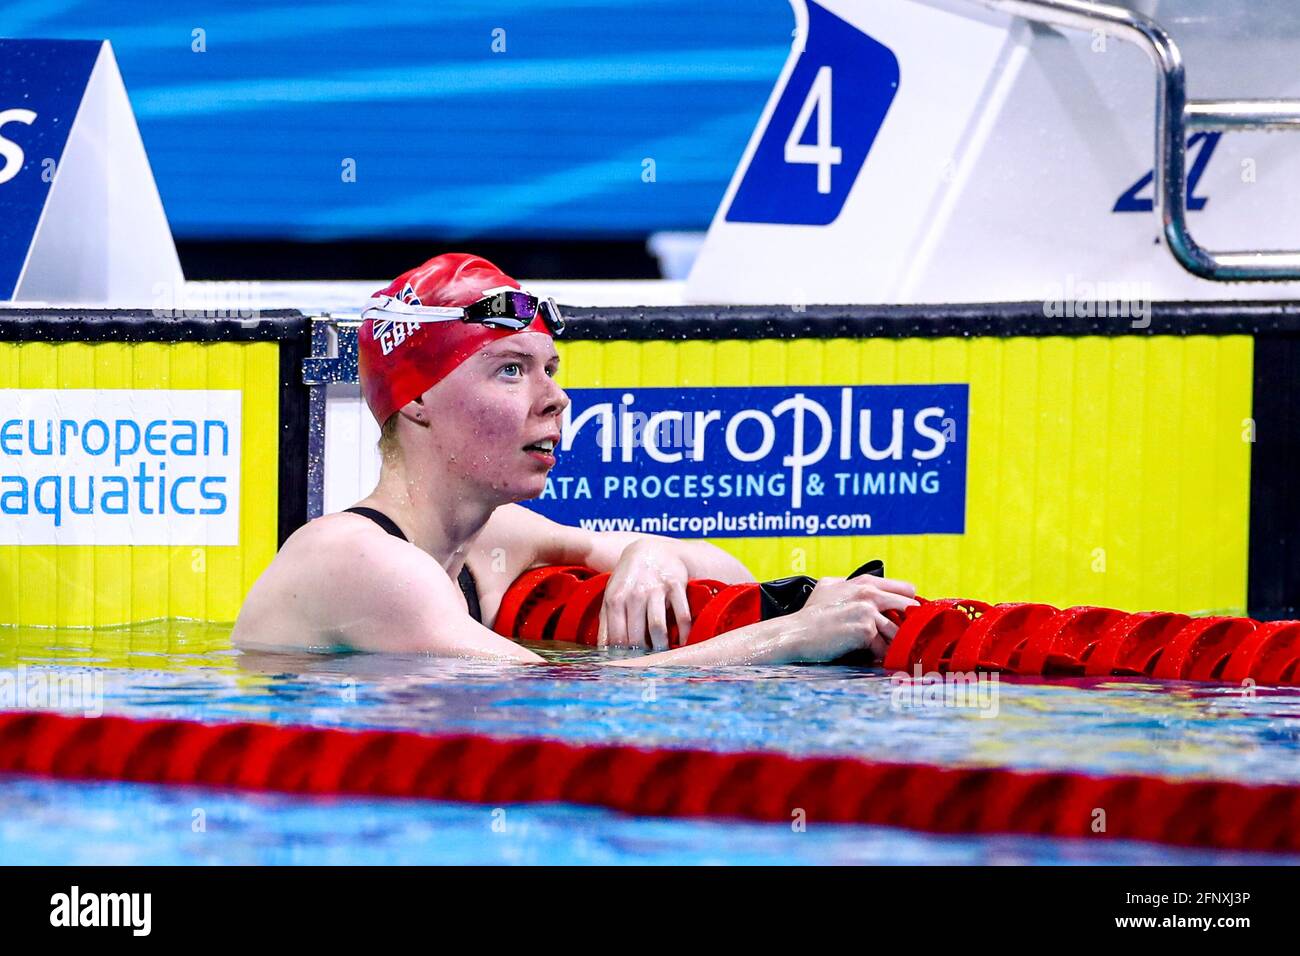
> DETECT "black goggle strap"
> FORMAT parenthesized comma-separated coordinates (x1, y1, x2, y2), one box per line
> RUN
(539, 297, 565, 335)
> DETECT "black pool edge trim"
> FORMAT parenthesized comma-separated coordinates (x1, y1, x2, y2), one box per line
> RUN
(558, 300, 1300, 340)
(5, 300, 1300, 340)
(0, 310, 308, 342)
(277, 336, 311, 549)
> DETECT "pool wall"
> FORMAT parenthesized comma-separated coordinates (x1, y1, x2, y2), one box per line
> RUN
(2, 301, 1298, 627)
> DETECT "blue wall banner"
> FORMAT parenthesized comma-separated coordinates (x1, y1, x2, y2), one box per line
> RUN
(0, 39, 102, 300)
(529, 384, 968, 538)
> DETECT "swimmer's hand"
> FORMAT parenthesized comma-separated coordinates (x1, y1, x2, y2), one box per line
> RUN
(604, 570, 919, 668)
(598, 538, 694, 651)
(791, 573, 921, 662)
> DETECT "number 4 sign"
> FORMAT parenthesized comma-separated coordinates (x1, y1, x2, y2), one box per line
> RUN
(726, 0, 900, 226)
(785, 66, 842, 195)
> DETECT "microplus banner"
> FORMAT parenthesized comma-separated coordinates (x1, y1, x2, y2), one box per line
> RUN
(0, 389, 242, 545)
(530, 384, 968, 538)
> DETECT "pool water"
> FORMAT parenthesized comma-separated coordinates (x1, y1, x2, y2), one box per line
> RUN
(1, 620, 1298, 865)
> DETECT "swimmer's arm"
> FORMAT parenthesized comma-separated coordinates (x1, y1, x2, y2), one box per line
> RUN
(601, 614, 812, 668)
(493, 504, 753, 583)
(392, 580, 545, 662)
(338, 587, 540, 660)
(610, 535, 755, 585)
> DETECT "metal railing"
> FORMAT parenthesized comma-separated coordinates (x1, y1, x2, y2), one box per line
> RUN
(975, 0, 1300, 280)
(301, 316, 361, 519)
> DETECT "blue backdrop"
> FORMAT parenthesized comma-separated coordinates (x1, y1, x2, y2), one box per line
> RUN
(2, 1, 792, 240)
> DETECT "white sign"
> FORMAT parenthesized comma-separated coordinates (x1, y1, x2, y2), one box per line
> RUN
(0, 389, 242, 545)
(0, 39, 183, 305)
(688, 0, 1300, 304)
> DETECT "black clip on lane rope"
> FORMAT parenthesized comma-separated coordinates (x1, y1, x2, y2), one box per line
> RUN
(758, 559, 886, 619)
(756, 559, 887, 666)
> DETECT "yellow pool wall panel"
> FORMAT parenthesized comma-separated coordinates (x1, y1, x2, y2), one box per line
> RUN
(0, 340, 281, 627)
(1, 332, 1252, 626)
(558, 333, 1252, 616)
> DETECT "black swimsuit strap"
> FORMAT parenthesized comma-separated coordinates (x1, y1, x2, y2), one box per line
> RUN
(460, 564, 483, 625)
(341, 506, 483, 625)
(342, 506, 407, 541)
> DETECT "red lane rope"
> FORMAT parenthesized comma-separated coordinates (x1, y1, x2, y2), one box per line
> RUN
(1, 711, 1297, 853)
(495, 567, 1300, 686)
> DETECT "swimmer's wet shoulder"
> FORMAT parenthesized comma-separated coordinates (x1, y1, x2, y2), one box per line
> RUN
(232, 508, 539, 660)
(342, 506, 482, 624)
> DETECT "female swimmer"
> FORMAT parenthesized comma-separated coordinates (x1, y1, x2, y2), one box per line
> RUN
(231, 254, 918, 665)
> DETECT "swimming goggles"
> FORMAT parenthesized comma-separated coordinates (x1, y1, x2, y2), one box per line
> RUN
(362, 285, 565, 336)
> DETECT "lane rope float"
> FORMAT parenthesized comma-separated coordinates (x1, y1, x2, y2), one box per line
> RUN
(0, 710, 1297, 853)
(496, 565, 1300, 686)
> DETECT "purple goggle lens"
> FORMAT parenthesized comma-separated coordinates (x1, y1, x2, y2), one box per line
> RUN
(465, 291, 565, 335)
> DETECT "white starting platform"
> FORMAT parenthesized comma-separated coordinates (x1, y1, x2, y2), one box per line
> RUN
(689, 0, 1300, 304)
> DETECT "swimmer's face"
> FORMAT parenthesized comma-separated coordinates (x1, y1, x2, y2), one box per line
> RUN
(422, 332, 567, 501)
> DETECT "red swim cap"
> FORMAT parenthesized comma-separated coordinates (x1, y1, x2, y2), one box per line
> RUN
(358, 253, 555, 425)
